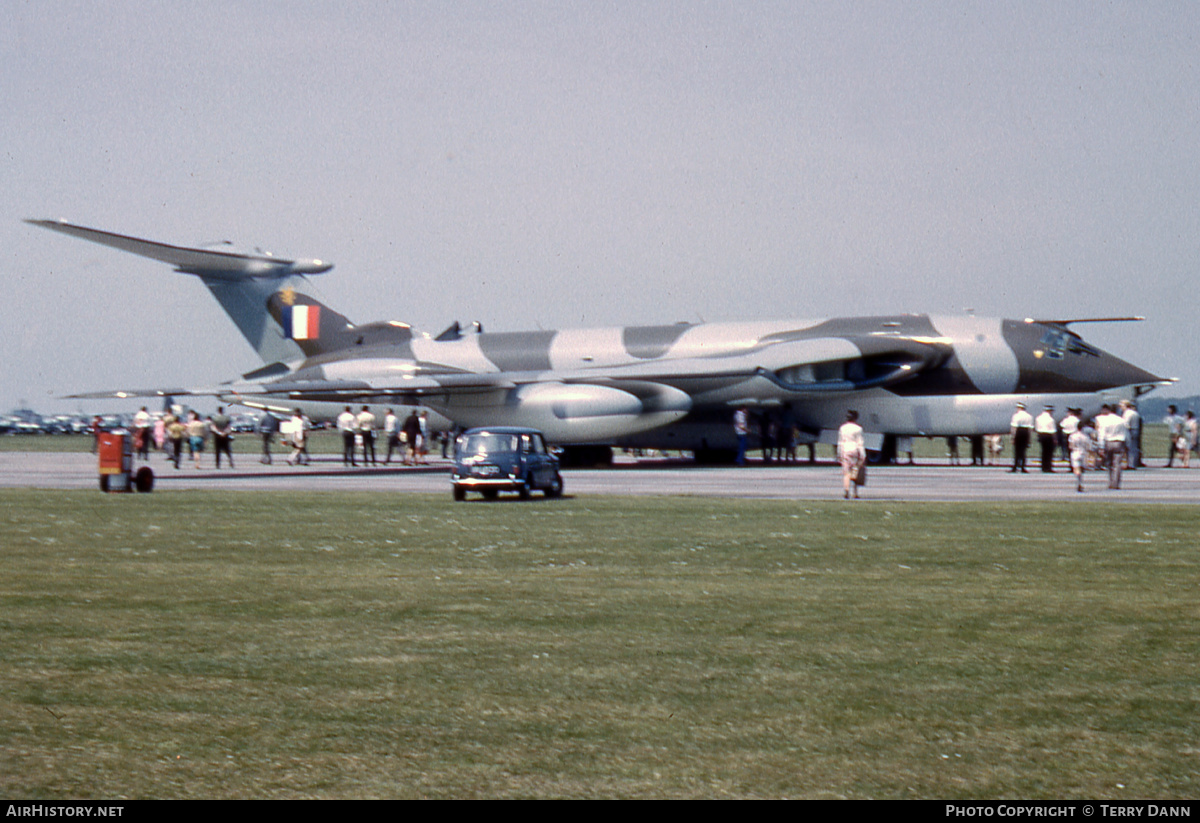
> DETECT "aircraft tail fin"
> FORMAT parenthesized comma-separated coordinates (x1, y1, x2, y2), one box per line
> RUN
(198, 274, 310, 365)
(264, 288, 363, 358)
(27, 219, 350, 365)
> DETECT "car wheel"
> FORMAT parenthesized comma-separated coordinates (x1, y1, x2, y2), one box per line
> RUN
(453, 485, 465, 502)
(545, 473, 563, 498)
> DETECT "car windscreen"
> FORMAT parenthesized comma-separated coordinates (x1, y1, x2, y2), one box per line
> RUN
(459, 433, 520, 458)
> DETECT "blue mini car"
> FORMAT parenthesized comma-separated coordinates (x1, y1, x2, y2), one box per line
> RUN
(451, 427, 564, 501)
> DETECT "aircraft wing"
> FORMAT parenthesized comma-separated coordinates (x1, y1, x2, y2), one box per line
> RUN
(65, 387, 209, 400)
(26, 219, 332, 278)
(63, 373, 516, 402)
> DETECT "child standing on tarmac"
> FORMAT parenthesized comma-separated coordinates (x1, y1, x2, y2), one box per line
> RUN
(1068, 410, 1091, 493)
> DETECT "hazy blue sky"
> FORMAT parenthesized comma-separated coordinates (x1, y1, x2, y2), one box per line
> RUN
(4, 1, 1197, 415)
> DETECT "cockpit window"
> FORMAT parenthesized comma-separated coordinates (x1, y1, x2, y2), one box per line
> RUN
(1036, 327, 1099, 359)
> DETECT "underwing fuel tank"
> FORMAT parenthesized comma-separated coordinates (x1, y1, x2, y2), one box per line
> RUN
(440, 382, 692, 442)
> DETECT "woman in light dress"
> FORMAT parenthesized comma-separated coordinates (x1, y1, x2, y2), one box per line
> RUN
(837, 410, 866, 499)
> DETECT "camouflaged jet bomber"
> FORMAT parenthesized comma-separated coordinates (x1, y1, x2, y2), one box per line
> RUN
(30, 219, 1168, 458)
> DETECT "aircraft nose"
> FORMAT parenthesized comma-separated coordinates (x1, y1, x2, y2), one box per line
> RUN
(1099, 353, 1167, 391)
(1005, 320, 1167, 394)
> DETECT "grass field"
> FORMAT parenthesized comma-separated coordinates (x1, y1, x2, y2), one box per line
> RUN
(2, 490, 1197, 798)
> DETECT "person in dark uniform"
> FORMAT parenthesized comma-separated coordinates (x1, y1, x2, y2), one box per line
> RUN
(402, 409, 422, 466)
(210, 406, 235, 469)
(258, 410, 279, 464)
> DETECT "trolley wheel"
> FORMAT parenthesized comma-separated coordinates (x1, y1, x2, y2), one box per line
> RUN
(134, 466, 155, 493)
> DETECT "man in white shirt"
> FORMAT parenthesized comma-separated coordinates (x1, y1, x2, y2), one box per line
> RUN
(1120, 400, 1141, 470)
(1009, 402, 1034, 473)
(1059, 408, 1080, 462)
(384, 409, 400, 464)
(357, 406, 377, 465)
(337, 406, 358, 467)
(1184, 411, 1198, 468)
(1095, 404, 1129, 489)
(1035, 405, 1058, 473)
(1165, 405, 1184, 467)
(285, 409, 309, 466)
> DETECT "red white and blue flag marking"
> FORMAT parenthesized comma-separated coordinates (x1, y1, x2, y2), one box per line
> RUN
(284, 304, 320, 340)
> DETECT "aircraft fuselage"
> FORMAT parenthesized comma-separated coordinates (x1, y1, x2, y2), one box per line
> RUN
(247, 313, 1161, 449)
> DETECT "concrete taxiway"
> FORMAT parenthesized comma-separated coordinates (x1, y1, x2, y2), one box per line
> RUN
(2, 451, 1198, 503)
